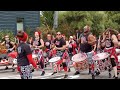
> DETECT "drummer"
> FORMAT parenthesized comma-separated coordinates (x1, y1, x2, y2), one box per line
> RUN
(79, 25, 95, 75)
(44, 33, 53, 66)
(101, 28, 118, 79)
(51, 31, 68, 78)
(73, 32, 96, 75)
(68, 36, 77, 59)
(32, 31, 45, 76)
(0, 35, 16, 71)
(1, 35, 16, 53)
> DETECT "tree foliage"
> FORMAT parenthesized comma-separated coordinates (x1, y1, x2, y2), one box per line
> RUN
(40, 11, 120, 38)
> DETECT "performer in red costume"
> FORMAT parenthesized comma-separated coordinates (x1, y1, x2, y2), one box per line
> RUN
(16, 31, 38, 79)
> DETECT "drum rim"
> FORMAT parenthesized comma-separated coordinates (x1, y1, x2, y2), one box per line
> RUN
(92, 52, 110, 61)
(49, 56, 61, 62)
(71, 53, 87, 62)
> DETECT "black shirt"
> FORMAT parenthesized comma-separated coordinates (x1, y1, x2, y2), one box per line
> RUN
(45, 40, 51, 49)
(5, 40, 13, 49)
(53, 38, 66, 48)
(17, 42, 32, 66)
(105, 39, 114, 48)
(80, 43, 92, 53)
(33, 38, 41, 46)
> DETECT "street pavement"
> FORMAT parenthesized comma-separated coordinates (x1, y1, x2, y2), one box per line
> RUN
(0, 65, 118, 79)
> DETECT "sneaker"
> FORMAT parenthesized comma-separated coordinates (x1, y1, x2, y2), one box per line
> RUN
(88, 70, 91, 75)
(12, 68, 15, 72)
(74, 71, 80, 75)
(51, 72, 57, 75)
(4, 66, 8, 70)
(68, 68, 71, 72)
(64, 75, 68, 79)
(31, 69, 34, 72)
(41, 71, 45, 76)
(115, 77, 118, 79)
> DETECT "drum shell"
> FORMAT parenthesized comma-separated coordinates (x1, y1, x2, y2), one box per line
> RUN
(73, 60, 89, 70)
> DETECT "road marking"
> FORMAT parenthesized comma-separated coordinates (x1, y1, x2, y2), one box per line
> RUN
(68, 75, 80, 79)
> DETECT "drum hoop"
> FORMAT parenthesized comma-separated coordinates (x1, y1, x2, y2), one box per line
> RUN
(71, 53, 87, 62)
(92, 52, 109, 61)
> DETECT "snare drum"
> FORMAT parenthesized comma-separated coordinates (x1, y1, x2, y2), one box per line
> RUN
(116, 49, 120, 54)
(13, 59, 17, 64)
(72, 53, 89, 70)
(49, 57, 61, 63)
(32, 54, 38, 59)
(92, 52, 110, 61)
(92, 52, 111, 72)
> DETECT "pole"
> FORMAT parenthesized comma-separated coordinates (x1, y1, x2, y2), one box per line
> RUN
(53, 11, 58, 30)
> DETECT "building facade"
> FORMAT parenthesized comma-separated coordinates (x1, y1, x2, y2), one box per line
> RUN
(0, 11, 40, 34)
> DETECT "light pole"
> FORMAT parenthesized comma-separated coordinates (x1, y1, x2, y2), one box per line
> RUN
(53, 11, 58, 30)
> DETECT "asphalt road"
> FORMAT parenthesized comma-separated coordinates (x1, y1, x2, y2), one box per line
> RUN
(0, 65, 118, 79)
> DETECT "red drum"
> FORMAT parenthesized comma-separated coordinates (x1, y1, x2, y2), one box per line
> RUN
(8, 52, 17, 58)
(72, 53, 89, 70)
(92, 52, 111, 72)
(0, 59, 9, 65)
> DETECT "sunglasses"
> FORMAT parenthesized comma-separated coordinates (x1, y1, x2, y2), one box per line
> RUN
(56, 34, 61, 35)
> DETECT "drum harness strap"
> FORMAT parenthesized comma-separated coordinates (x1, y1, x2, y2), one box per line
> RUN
(104, 47, 118, 63)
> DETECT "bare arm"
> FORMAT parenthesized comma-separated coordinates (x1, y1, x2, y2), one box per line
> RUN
(111, 34, 118, 47)
(1, 41, 5, 45)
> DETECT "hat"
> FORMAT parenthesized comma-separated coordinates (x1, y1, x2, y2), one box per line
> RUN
(17, 31, 28, 42)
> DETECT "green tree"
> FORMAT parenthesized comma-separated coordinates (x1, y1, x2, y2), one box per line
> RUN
(40, 11, 54, 30)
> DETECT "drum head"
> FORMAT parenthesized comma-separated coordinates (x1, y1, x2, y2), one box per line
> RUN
(117, 55, 120, 62)
(13, 59, 17, 64)
(116, 49, 120, 54)
(32, 54, 38, 58)
(72, 53, 87, 62)
(49, 57, 61, 63)
(92, 52, 109, 61)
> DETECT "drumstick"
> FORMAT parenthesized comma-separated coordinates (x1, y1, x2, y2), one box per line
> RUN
(97, 35, 101, 51)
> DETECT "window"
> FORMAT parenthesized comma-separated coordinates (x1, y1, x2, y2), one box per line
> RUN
(17, 18, 24, 31)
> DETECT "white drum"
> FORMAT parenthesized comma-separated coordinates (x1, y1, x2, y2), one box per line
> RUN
(116, 49, 120, 54)
(49, 57, 61, 63)
(92, 52, 110, 61)
(13, 59, 17, 64)
(71, 53, 87, 62)
(32, 54, 38, 59)
(117, 55, 120, 62)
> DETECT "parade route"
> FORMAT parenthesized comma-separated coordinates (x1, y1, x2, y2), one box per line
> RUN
(0, 65, 118, 79)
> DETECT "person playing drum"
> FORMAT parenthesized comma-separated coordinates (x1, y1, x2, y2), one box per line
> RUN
(101, 28, 118, 79)
(44, 33, 53, 66)
(16, 31, 38, 79)
(51, 32, 68, 78)
(0, 35, 16, 71)
(79, 25, 96, 75)
(73, 30, 96, 75)
(32, 31, 45, 76)
(68, 36, 77, 61)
